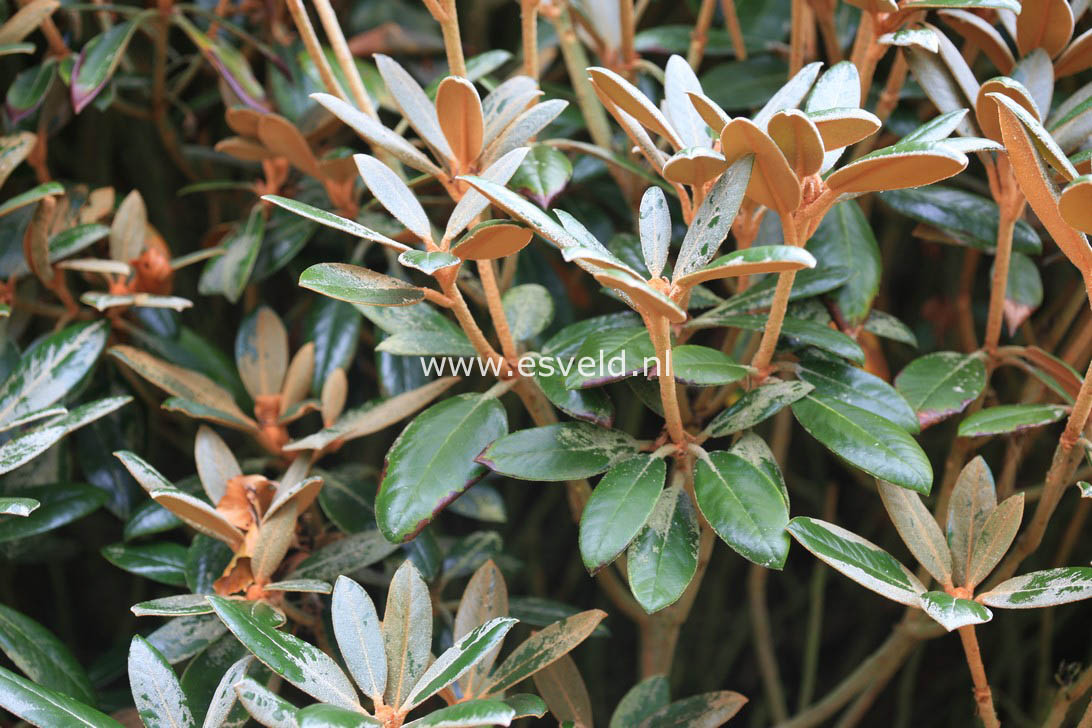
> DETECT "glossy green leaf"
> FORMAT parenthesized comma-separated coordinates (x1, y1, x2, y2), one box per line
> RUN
(296, 705, 379, 727)
(509, 145, 573, 208)
(797, 357, 918, 433)
(263, 196, 408, 252)
(502, 284, 553, 341)
(0, 497, 38, 517)
(693, 313, 864, 363)
(792, 394, 933, 492)
(694, 435, 790, 568)
(0, 665, 122, 728)
(957, 404, 1069, 438)
(0, 483, 106, 543)
(627, 484, 700, 613)
(71, 19, 140, 113)
(786, 517, 926, 605)
(579, 454, 666, 573)
(131, 594, 215, 617)
(403, 617, 516, 709)
(300, 263, 424, 307)
(674, 245, 816, 289)
(208, 596, 360, 710)
(704, 379, 813, 437)
(146, 614, 230, 664)
(198, 205, 264, 303)
(290, 531, 400, 581)
(610, 675, 670, 728)
(636, 691, 748, 728)
(564, 326, 657, 389)
(102, 542, 188, 586)
(404, 699, 516, 727)
(478, 422, 639, 481)
(806, 201, 880, 325)
(0, 604, 94, 704)
(895, 352, 987, 429)
(377, 393, 507, 542)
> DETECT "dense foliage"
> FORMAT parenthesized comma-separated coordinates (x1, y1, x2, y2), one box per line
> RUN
(3, 0, 1092, 725)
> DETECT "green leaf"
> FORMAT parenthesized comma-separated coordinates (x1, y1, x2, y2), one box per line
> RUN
(483, 609, 605, 695)
(806, 201, 880, 325)
(797, 357, 919, 433)
(669, 346, 748, 386)
(403, 617, 517, 709)
(1001, 252, 1042, 333)
(863, 310, 918, 347)
(377, 393, 507, 542)
(704, 379, 813, 437)
(306, 298, 363, 393)
(879, 186, 1041, 254)
(208, 596, 360, 710)
(6, 59, 56, 121)
(0, 320, 108, 428)
(0, 665, 122, 728)
(146, 614, 229, 664)
(791, 394, 933, 492)
(131, 595, 214, 617)
(579, 454, 666, 573)
(693, 313, 864, 363)
(919, 591, 992, 631)
(694, 435, 790, 568)
(700, 265, 851, 319)
(296, 705, 379, 727)
(673, 156, 753, 280)
(478, 422, 639, 481)
(609, 675, 670, 728)
(674, 245, 816, 289)
(382, 561, 431, 708)
(363, 303, 476, 357)
(502, 284, 553, 341)
(398, 250, 459, 274)
(0, 604, 94, 704)
(101, 542, 188, 586)
(510, 145, 573, 208)
(978, 567, 1092, 608)
(0, 497, 38, 517)
(504, 694, 548, 720)
(331, 576, 386, 702)
(200, 654, 252, 728)
(290, 530, 400, 581)
(627, 484, 700, 613)
(877, 481, 952, 585)
(129, 635, 196, 728)
(404, 699, 516, 727)
(199, 205, 264, 303)
(957, 404, 1069, 438)
(300, 263, 424, 307)
(262, 195, 408, 252)
(636, 691, 748, 728)
(705, 56, 797, 112)
(71, 19, 141, 113)
(786, 517, 926, 605)
(638, 187, 671, 278)
(460, 175, 581, 251)
(895, 352, 987, 429)
(0, 483, 106, 543)
(564, 326, 657, 389)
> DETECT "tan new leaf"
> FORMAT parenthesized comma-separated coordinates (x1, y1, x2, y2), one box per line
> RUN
(938, 9, 1015, 74)
(1055, 28, 1092, 78)
(996, 98, 1092, 276)
(532, 654, 592, 728)
(0, 132, 37, 189)
(768, 109, 824, 177)
(593, 269, 687, 324)
(23, 197, 53, 286)
(153, 491, 245, 550)
(281, 343, 315, 413)
(110, 190, 146, 263)
(825, 144, 967, 195)
(195, 424, 242, 504)
(225, 107, 261, 137)
(483, 609, 606, 695)
(257, 114, 321, 178)
(1016, 0, 1073, 58)
(455, 560, 509, 697)
(436, 77, 484, 171)
(966, 493, 1024, 588)
(946, 456, 997, 588)
(238, 306, 289, 400)
(251, 500, 297, 582)
(214, 137, 274, 163)
(878, 480, 953, 587)
(452, 221, 533, 260)
(807, 108, 881, 150)
(1060, 175, 1092, 233)
(685, 91, 731, 135)
(374, 54, 455, 167)
(662, 147, 728, 187)
(976, 78, 1040, 144)
(588, 67, 684, 150)
(721, 118, 801, 213)
(320, 367, 347, 427)
(110, 345, 258, 430)
(0, 0, 59, 44)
